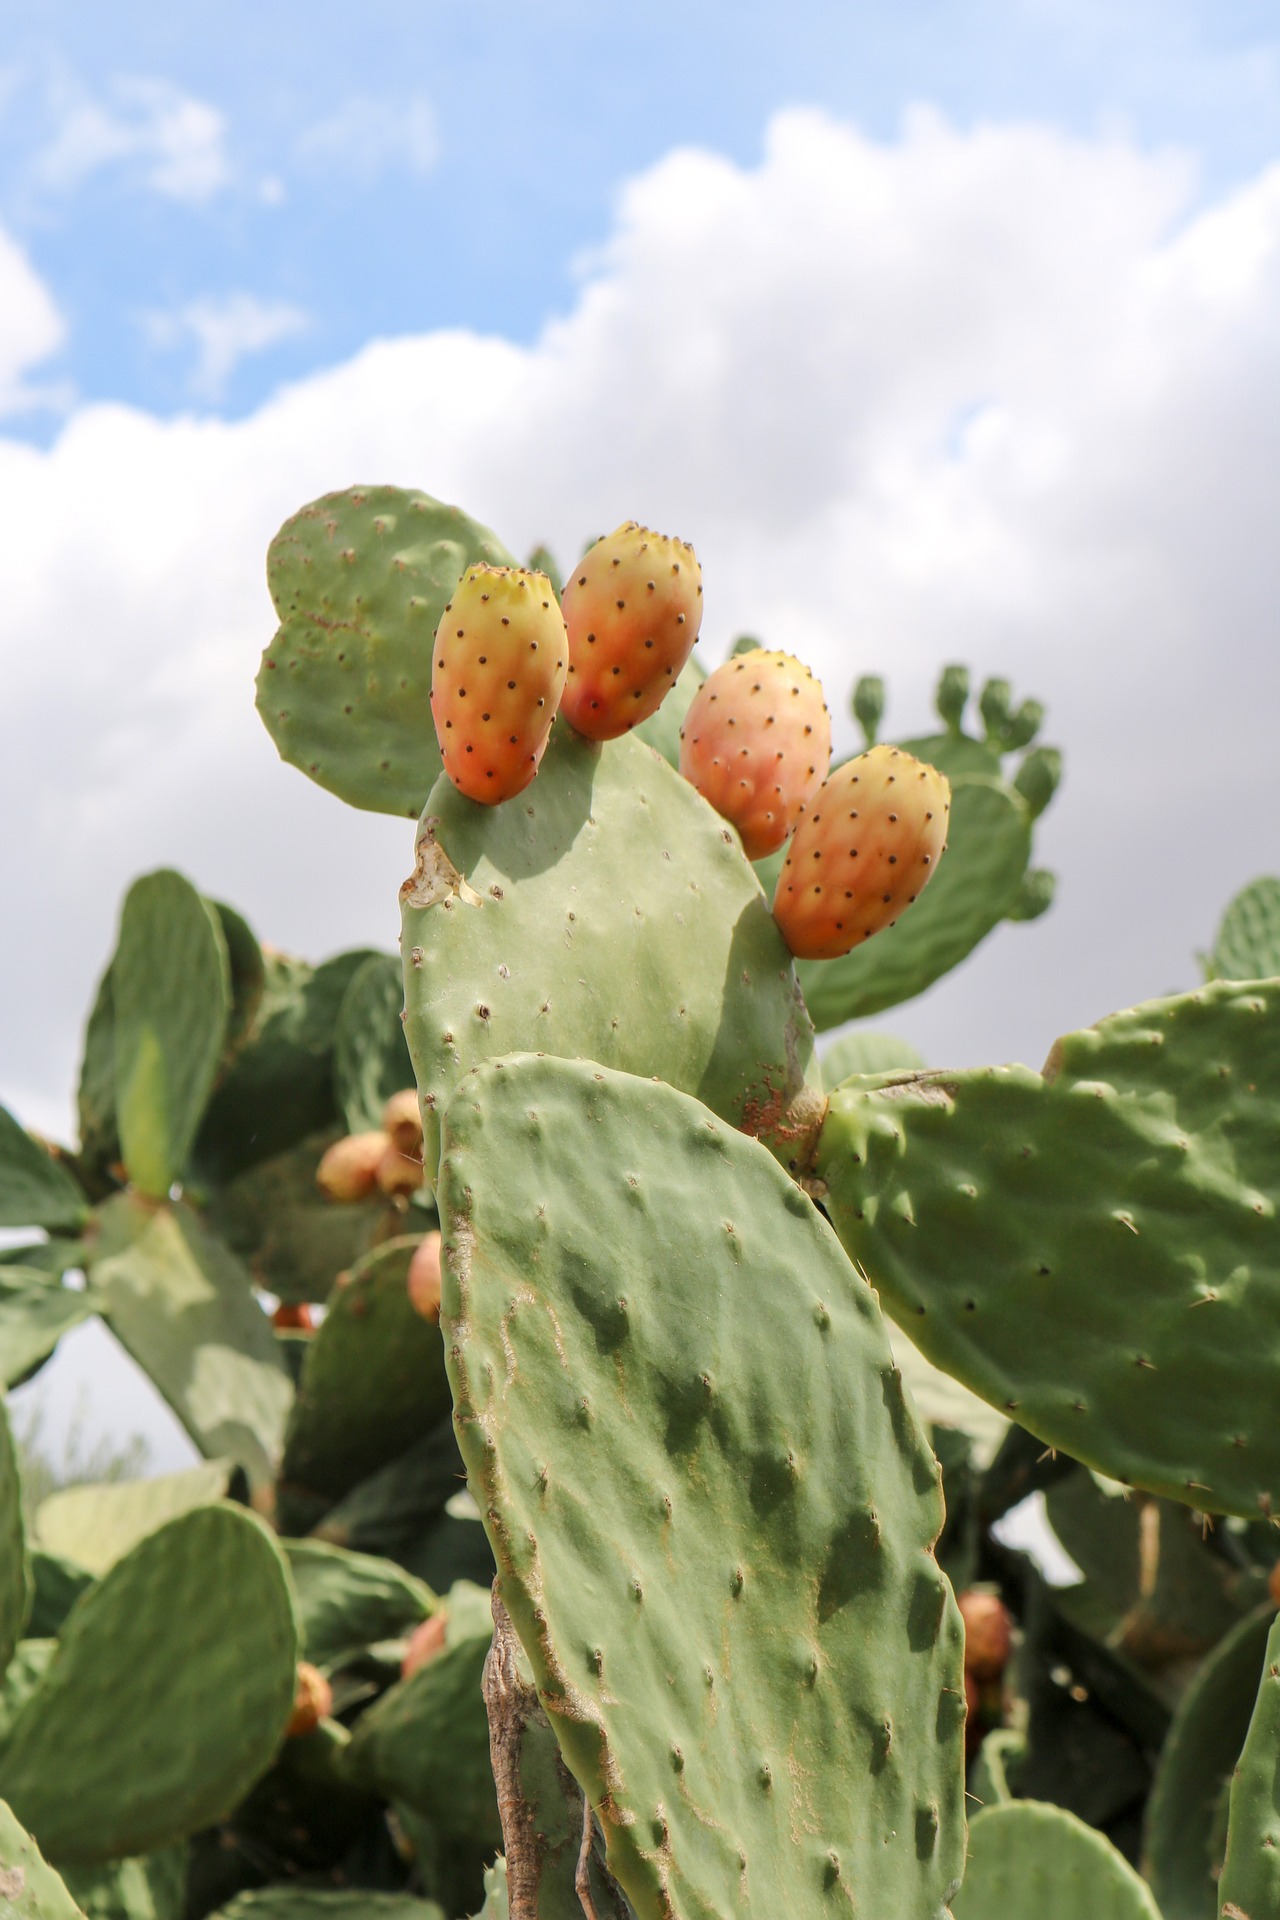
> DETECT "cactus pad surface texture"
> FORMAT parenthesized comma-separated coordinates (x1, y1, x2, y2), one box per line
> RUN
(257, 486, 516, 818)
(0, 1799, 85, 1919)
(1211, 875, 1280, 982)
(401, 720, 821, 1184)
(817, 979, 1280, 1517)
(0, 1506, 298, 1863)
(439, 1053, 965, 1920)
(951, 1802, 1161, 1918)
(1218, 1605, 1280, 1920)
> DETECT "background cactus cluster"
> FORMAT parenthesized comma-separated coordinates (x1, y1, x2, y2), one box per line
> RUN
(2, 481, 1278, 1919)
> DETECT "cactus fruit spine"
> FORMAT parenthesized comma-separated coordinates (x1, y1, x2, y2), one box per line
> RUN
(678, 648, 831, 859)
(559, 523, 702, 739)
(773, 745, 951, 960)
(430, 566, 568, 804)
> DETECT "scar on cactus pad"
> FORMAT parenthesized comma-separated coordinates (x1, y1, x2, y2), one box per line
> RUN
(679, 647, 832, 859)
(430, 564, 568, 804)
(559, 520, 703, 739)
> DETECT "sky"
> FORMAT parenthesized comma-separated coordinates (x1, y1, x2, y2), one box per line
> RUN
(2, 0, 1278, 1467)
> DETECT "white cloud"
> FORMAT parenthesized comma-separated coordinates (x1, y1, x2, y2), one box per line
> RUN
(1, 107, 1279, 1148)
(145, 293, 309, 401)
(295, 93, 438, 182)
(32, 75, 229, 202)
(0, 225, 66, 413)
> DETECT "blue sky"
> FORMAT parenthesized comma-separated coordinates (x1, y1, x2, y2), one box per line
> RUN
(2, 0, 1277, 429)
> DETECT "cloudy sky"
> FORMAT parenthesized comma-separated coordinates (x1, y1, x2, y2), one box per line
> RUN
(2, 2, 1278, 1458)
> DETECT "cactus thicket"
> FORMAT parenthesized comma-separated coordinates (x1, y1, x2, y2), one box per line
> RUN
(2, 478, 1278, 1917)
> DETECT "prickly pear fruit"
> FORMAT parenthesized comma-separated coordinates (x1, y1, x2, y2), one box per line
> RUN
(286, 1661, 332, 1737)
(381, 1089, 423, 1157)
(1267, 1559, 1280, 1609)
(772, 745, 950, 960)
(272, 1302, 315, 1332)
(401, 1611, 448, 1679)
(430, 565, 567, 804)
(958, 1590, 1013, 1682)
(678, 649, 831, 860)
(560, 522, 702, 740)
(407, 1231, 442, 1322)
(376, 1142, 422, 1197)
(317, 1131, 389, 1201)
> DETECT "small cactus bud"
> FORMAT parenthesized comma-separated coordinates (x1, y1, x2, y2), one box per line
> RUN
(1000, 697, 1044, 751)
(935, 664, 970, 732)
(381, 1089, 423, 1157)
(1006, 868, 1056, 923)
(978, 677, 1012, 743)
(317, 1132, 389, 1202)
(851, 675, 885, 747)
(526, 542, 563, 597)
(402, 1611, 448, 1679)
(1013, 745, 1063, 820)
(957, 1590, 1012, 1682)
(730, 633, 763, 657)
(377, 1143, 423, 1198)
(286, 1661, 332, 1737)
(407, 1232, 443, 1322)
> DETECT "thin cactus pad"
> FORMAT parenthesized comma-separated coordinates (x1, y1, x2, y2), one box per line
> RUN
(401, 721, 821, 1184)
(257, 485, 516, 818)
(440, 1053, 965, 1920)
(1218, 1607, 1280, 1920)
(817, 981, 1280, 1518)
(1211, 876, 1280, 982)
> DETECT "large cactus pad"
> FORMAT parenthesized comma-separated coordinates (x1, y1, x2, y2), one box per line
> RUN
(440, 1055, 964, 1920)
(401, 723, 821, 1183)
(817, 981, 1280, 1517)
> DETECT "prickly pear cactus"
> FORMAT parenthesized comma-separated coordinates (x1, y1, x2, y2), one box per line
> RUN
(0, 1799, 86, 1919)
(951, 1802, 1161, 1918)
(818, 980, 1280, 1517)
(440, 1054, 965, 1920)
(257, 486, 516, 818)
(400, 721, 822, 1183)
(1209, 875, 1280, 983)
(1218, 1606, 1280, 1919)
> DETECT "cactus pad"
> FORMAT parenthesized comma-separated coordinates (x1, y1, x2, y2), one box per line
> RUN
(209, 1895, 444, 1920)
(0, 1110, 88, 1235)
(282, 1540, 434, 1670)
(35, 1461, 243, 1576)
(0, 1506, 298, 1864)
(0, 1399, 29, 1678)
(0, 1799, 85, 1919)
(333, 954, 415, 1135)
(817, 981, 1280, 1517)
(440, 1054, 965, 1920)
(257, 486, 515, 818)
(1211, 876, 1280, 982)
(952, 1802, 1161, 1918)
(401, 723, 821, 1182)
(0, 1268, 99, 1390)
(1218, 1606, 1280, 1919)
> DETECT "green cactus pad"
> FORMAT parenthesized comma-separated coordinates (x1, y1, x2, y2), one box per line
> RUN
(952, 1802, 1161, 1918)
(470, 1860, 508, 1920)
(191, 949, 380, 1188)
(0, 1505, 298, 1864)
(343, 1583, 499, 1845)
(282, 1540, 434, 1669)
(632, 652, 706, 769)
(1, 1399, 29, 1679)
(257, 485, 516, 818)
(402, 722, 821, 1183)
(90, 1196, 292, 1486)
(0, 1799, 85, 1919)
(0, 1269, 100, 1390)
(1218, 1606, 1280, 1919)
(333, 954, 415, 1135)
(796, 777, 1032, 1030)
(109, 872, 232, 1198)
(1143, 1602, 1273, 1919)
(0, 1110, 89, 1235)
(203, 1126, 388, 1307)
(440, 1053, 965, 1920)
(208, 901, 267, 1065)
(209, 1895, 444, 1920)
(817, 980, 1280, 1517)
(24, 1557, 93, 1640)
(61, 1847, 185, 1920)
(280, 1237, 452, 1507)
(35, 1461, 244, 1577)
(820, 1030, 926, 1088)
(1211, 876, 1280, 982)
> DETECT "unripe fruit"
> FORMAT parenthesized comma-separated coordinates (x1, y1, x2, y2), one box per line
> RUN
(957, 1590, 1013, 1683)
(401, 1611, 448, 1679)
(286, 1661, 332, 1737)
(377, 1143, 422, 1198)
(407, 1231, 443, 1323)
(317, 1131, 389, 1202)
(679, 649, 830, 860)
(382, 1089, 423, 1157)
(431, 565, 568, 804)
(772, 746, 950, 961)
(560, 522, 702, 740)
